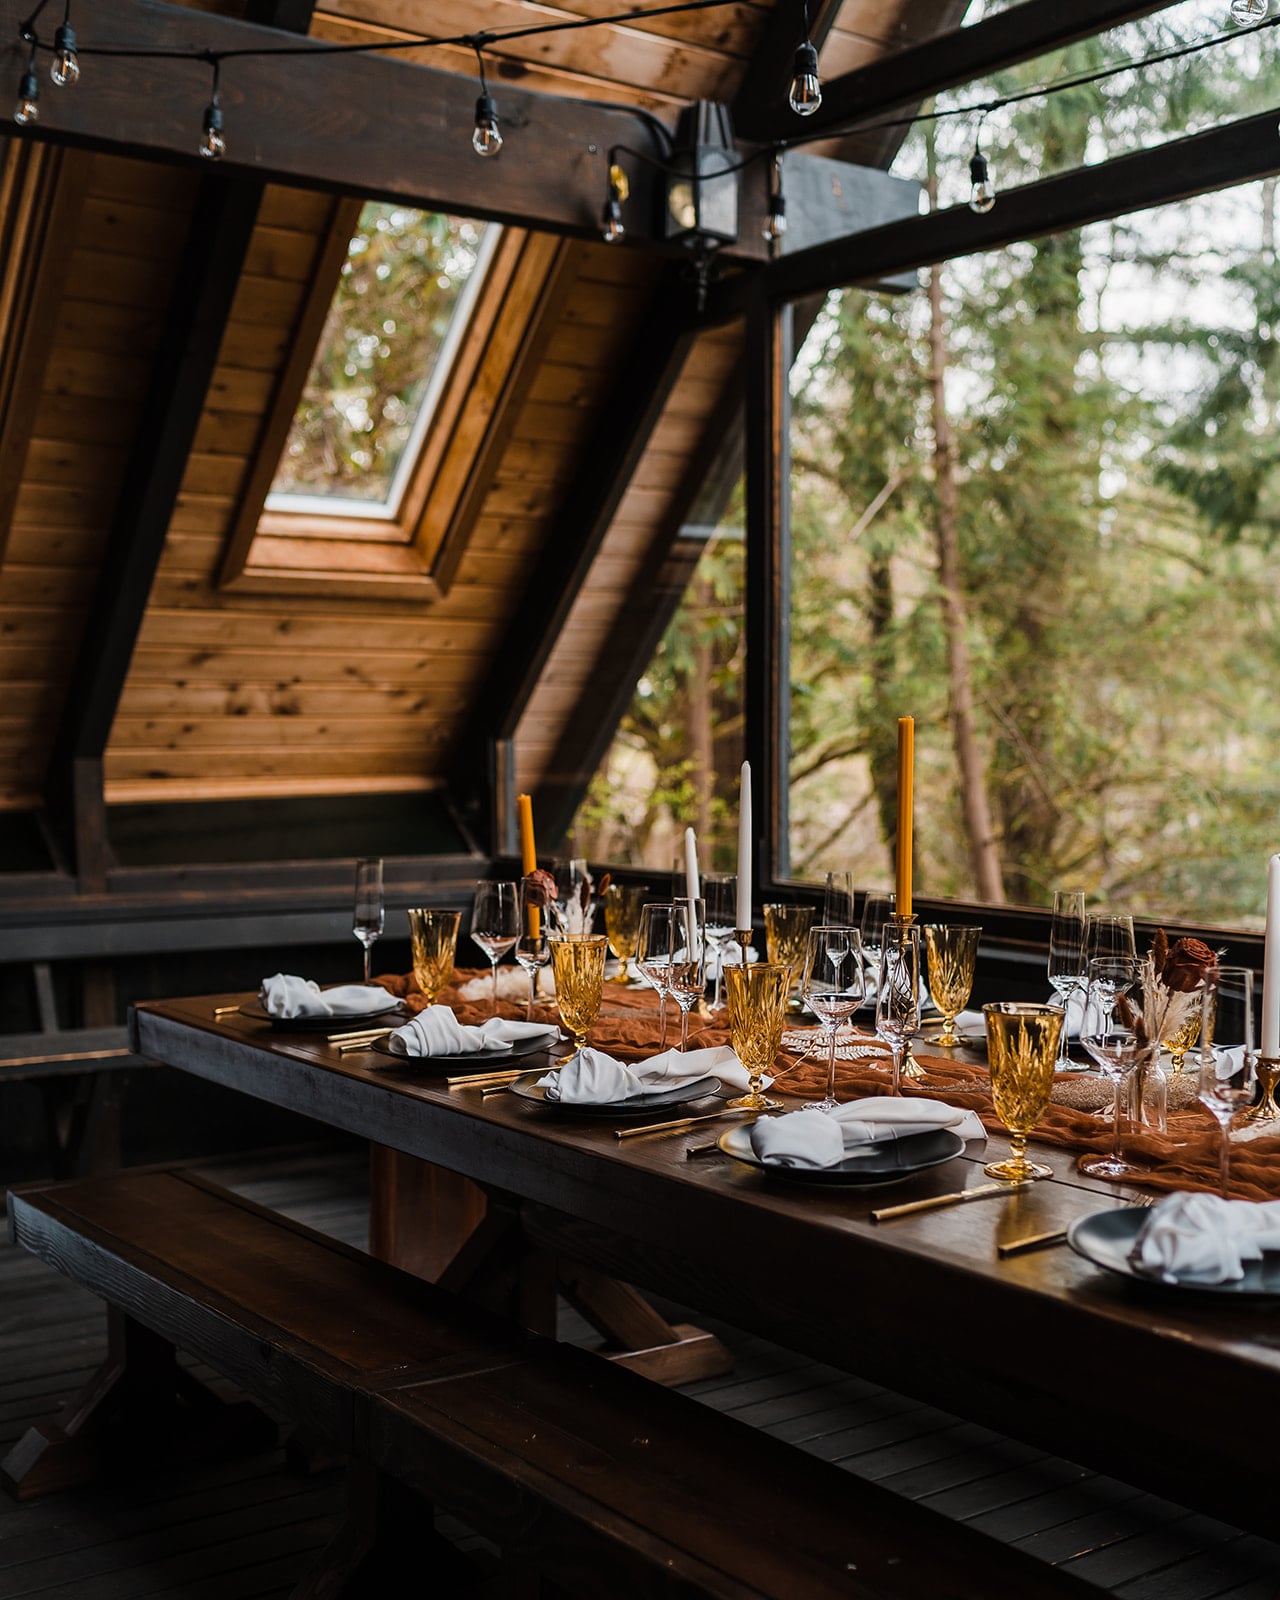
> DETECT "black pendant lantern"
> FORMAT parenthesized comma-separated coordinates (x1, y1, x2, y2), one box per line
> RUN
(663, 100, 739, 248)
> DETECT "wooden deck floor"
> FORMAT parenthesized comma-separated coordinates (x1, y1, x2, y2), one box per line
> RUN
(2, 1147, 1279, 1599)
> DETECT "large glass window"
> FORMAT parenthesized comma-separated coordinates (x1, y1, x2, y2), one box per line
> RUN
(787, 178, 1280, 930)
(266, 204, 495, 518)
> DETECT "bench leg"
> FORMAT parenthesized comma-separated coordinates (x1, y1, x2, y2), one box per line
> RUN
(0, 1308, 276, 1500)
(292, 1462, 482, 1599)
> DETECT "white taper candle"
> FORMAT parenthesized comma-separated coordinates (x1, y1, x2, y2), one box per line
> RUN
(736, 762, 752, 933)
(684, 826, 701, 904)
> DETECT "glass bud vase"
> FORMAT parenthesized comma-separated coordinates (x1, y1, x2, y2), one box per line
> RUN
(1129, 1051, 1167, 1135)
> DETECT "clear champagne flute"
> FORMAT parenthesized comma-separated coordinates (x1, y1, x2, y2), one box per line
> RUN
(1047, 890, 1087, 1070)
(514, 876, 551, 1021)
(470, 879, 520, 1017)
(1087, 914, 1136, 967)
(636, 902, 678, 1051)
(1197, 966, 1259, 1200)
(823, 871, 854, 926)
(352, 857, 384, 984)
(669, 897, 707, 1052)
(1078, 955, 1149, 1179)
(860, 891, 895, 993)
(801, 924, 864, 1111)
(875, 922, 920, 1096)
(703, 872, 737, 1012)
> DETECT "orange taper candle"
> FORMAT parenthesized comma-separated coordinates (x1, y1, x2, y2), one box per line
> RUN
(896, 717, 913, 920)
(517, 793, 539, 936)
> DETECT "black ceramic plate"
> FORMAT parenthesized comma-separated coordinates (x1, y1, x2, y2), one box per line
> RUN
(508, 1073, 722, 1117)
(238, 995, 405, 1030)
(717, 1124, 965, 1187)
(1067, 1208, 1280, 1298)
(369, 1032, 555, 1069)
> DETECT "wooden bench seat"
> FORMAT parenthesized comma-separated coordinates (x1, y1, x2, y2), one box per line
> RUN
(5, 1169, 1105, 1599)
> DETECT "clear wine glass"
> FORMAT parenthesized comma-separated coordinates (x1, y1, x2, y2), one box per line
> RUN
(801, 924, 865, 1111)
(875, 921, 920, 1096)
(668, 897, 707, 1052)
(860, 890, 895, 993)
(823, 872, 854, 926)
(1087, 914, 1136, 967)
(1078, 955, 1149, 1179)
(636, 902, 678, 1051)
(1197, 965, 1259, 1200)
(470, 879, 520, 1017)
(514, 876, 551, 1022)
(1047, 890, 1087, 1070)
(703, 872, 737, 1013)
(353, 857, 384, 984)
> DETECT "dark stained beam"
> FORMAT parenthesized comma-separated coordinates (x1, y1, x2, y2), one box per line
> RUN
(42, 0, 315, 888)
(448, 264, 701, 853)
(0, 0, 912, 266)
(742, 0, 1174, 145)
(533, 377, 744, 847)
(742, 287, 792, 886)
(749, 103, 1280, 307)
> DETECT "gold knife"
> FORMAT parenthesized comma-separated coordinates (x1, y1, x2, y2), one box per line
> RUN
(997, 1227, 1068, 1257)
(871, 1178, 1033, 1222)
(446, 1067, 532, 1088)
(615, 1108, 750, 1140)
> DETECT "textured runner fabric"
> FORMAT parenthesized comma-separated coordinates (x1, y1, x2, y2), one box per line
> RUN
(373, 966, 1280, 1200)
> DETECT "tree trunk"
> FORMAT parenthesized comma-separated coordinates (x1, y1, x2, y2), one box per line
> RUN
(925, 143, 1005, 904)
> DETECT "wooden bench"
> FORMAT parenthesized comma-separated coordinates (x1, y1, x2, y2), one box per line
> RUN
(4, 1169, 1105, 1599)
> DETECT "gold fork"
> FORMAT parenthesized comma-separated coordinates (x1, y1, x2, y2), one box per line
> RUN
(996, 1194, 1156, 1258)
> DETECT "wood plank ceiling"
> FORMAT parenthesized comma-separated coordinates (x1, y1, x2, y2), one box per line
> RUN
(0, 0, 948, 817)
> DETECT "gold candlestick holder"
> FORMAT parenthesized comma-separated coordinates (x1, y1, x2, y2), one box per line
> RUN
(736, 930, 753, 965)
(886, 912, 925, 1081)
(1249, 1056, 1280, 1124)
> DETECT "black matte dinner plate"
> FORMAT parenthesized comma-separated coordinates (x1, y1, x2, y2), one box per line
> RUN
(1067, 1208, 1280, 1298)
(508, 1073, 722, 1117)
(369, 1033, 555, 1069)
(717, 1124, 965, 1186)
(238, 996, 405, 1030)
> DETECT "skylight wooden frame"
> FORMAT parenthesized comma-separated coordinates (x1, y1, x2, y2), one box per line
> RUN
(219, 202, 569, 602)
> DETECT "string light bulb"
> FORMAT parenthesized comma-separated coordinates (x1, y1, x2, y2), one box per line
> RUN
(601, 162, 628, 244)
(763, 152, 786, 246)
(968, 132, 995, 214)
(200, 97, 225, 159)
(470, 44, 502, 157)
(14, 37, 38, 125)
(1230, 0, 1268, 22)
(789, 40, 821, 116)
(51, 14, 79, 88)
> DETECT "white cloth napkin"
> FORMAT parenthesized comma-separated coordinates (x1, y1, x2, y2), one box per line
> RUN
(457, 967, 555, 1001)
(259, 974, 399, 1020)
(1128, 1191, 1280, 1284)
(749, 1096, 987, 1169)
(1050, 988, 1106, 1038)
(388, 1005, 557, 1058)
(538, 1044, 749, 1104)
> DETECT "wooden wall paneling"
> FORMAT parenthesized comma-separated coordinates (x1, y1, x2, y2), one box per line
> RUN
(0, 141, 92, 566)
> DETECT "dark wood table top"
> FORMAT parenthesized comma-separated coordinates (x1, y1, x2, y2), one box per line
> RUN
(130, 991, 1280, 1532)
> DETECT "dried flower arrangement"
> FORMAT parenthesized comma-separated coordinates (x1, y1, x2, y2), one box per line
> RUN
(1117, 930, 1218, 1050)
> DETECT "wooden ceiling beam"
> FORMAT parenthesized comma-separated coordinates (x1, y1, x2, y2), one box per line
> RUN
(743, 102, 1280, 307)
(0, 0, 916, 265)
(41, 0, 316, 889)
(448, 263, 700, 852)
(739, 0, 1176, 146)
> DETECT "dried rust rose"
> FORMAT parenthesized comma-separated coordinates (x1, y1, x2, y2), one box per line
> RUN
(523, 868, 558, 909)
(1161, 936, 1217, 993)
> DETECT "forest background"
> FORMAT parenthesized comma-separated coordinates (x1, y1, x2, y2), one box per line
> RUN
(571, 1, 1280, 930)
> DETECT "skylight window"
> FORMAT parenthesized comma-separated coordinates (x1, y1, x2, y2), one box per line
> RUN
(265, 203, 496, 520)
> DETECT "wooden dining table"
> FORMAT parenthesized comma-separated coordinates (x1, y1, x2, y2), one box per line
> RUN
(129, 989, 1280, 1541)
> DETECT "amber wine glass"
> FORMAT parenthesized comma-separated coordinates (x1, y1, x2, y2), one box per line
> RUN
(724, 962, 789, 1111)
(550, 935, 607, 1056)
(763, 903, 815, 1004)
(923, 924, 981, 1047)
(982, 1003, 1063, 1182)
(407, 908, 461, 1005)
(604, 883, 648, 984)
